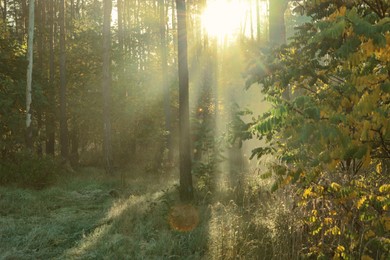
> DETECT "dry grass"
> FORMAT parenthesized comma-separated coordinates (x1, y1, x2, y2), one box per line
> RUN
(0, 166, 300, 259)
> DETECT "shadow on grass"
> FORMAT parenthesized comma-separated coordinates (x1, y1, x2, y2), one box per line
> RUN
(61, 177, 211, 259)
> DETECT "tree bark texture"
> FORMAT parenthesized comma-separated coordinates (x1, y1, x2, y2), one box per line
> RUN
(25, 0, 34, 150)
(59, 0, 69, 160)
(176, 0, 193, 201)
(46, 0, 55, 155)
(102, 0, 113, 174)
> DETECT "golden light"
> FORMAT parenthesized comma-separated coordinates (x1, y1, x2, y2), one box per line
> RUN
(201, 0, 268, 43)
(201, 0, 246, 42)
(168, 204, 199, 232)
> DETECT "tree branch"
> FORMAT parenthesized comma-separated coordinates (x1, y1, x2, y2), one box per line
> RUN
(362, 0, 385, 18)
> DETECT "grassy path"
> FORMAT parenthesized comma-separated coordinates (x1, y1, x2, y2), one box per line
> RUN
(0, 167, 295, 259)
(0, 168, 210, 259)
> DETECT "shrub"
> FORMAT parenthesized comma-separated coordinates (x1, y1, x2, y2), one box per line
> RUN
(0, 151, 60, 189)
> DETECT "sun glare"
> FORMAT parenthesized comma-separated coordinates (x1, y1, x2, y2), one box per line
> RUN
(201, 0, 246, 42)
(201, 0, 269, 44)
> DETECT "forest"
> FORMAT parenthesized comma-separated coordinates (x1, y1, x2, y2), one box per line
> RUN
(0, 0, 389, 259)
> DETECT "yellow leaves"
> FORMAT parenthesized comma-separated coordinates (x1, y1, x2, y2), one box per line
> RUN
(381, 216, 390, 231)
(353, 180, 367, 189)
(328, 6, 347, 21)
(364, 230, 375, 240)
(374, 33, 390, 62)
(303, 187, 315, 199)
(325, 226, 341, 236)
(334, 244, 346, 258)
(357, 33, 390, 62)
(360, 38, 375, 57)
(336, 245, 345, 253)
(281, 175, 292, 187)
(361, 255, 374, 260)
(316, 185, 325, 194)
(357, 196, 367, 209)
(379, 184, 390, 193)
(331, 182, 341, 192)
(376, 162, 383, 174)
(324, 217, 333, 225)
(376, 196, 386, 202)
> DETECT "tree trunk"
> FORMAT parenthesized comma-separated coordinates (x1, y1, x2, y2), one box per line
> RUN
(46, 0, 55, 155)
(70, 126, 79, 167)
(269, 0, 288, 44)
(2, 0, 6, 30)
(176, 0, 193, 202)
(25, 0, 34, 150)
(250, 0, 254, 40)
(256, 0, 261, 42)
(36, 0, 45, 156)
(59, 0, 69, 160)
(171, 0, 177, 65)
(102, 0, 113, 174)
(160, 0, 173, 163)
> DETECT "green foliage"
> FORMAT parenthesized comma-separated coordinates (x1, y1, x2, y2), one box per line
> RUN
(0, 151, 60, 189)
(0, 35, 27, 157)
(245, 1, 390, 258)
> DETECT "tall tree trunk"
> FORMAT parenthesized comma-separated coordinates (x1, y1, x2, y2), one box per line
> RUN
(117, 0, 123, 54)
(102, 0, 113, 174)
(171, 0, 177, 65)
(70, 126, 79, 166)
(22, 0, 28, 36)
(1, 0, 6, 30)
(160, 0, 173, 162)
(256, 0, 261, 42)
(59, 0, 69, 160)
(36, 0, 45, 156)
(269, 0, 288, 44)
(250, 0, 254, 40)
(176, 0, 193, 201)
(46, 0, 55, 155)
(26, 0, 34, 150)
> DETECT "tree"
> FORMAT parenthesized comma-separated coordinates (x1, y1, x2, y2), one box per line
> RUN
(160, 0, 173, 163)
(102, 0, 113, 174)
(45, 0, 55, 156)
(176, 0, 193, 201)
(245, 1, 390, 258)
(59, 0, 69, 161)
(269, 0, 288, 44)
(25, 0, 34, 150)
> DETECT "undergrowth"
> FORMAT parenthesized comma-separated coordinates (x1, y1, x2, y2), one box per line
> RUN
(0, 151, 61, 189)
(0, 165, 303, 259)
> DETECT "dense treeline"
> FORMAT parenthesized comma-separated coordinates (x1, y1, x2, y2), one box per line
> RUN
(1, 0, 177, 166)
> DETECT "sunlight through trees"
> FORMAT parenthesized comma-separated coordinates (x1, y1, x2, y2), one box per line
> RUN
(0, 0, 388, 259)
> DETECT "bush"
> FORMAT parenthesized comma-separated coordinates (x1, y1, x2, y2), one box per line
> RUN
(0, 151, 60, 189)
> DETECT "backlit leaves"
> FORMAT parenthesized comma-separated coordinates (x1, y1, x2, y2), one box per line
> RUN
(245, 0, 389, 258)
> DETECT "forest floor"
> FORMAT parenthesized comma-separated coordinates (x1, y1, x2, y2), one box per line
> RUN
(0, 166, 295, 259)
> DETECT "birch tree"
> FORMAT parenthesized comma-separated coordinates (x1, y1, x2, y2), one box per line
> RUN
(26, 0, 34, 150)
